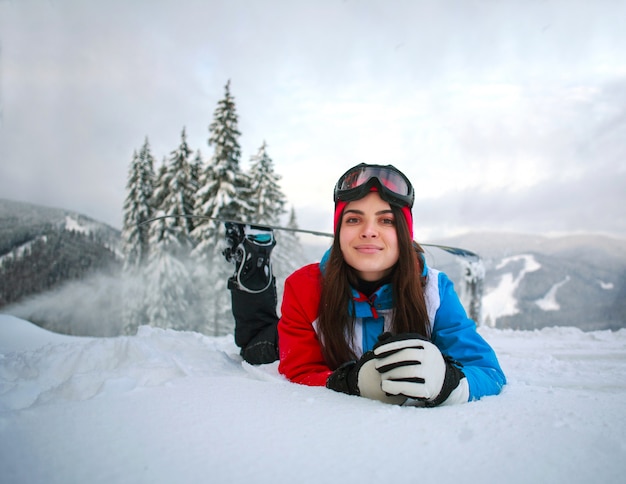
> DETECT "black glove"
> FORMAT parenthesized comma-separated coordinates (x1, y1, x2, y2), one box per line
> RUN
(326, 351, 406, 405)
(373, 332, 465, 407)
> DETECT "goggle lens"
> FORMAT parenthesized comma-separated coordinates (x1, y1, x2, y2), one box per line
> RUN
(334, 164, 414, 208)
(338, 167, 410, 195)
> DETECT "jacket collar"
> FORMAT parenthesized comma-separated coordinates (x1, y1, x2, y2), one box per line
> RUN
(320, 248, 394, 316)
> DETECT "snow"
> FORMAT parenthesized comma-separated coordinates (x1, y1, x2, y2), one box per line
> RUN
(535, 276, 571, 311)
(599, 280, 615, 290)
(1, 314, 626, 484)
(0, 235, 46, 267)
(483, 254, 541, 323)
(64, 215, 90, 234)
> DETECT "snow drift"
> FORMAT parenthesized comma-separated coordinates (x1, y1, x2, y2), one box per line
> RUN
(1, 314, 625, 484)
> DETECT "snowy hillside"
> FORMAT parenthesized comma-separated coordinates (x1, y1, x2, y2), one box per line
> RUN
(0, 198, 121, 252)
(1, 314, 625, 484)
(0, 199, 122, 309)
(434, 232, 626, 331)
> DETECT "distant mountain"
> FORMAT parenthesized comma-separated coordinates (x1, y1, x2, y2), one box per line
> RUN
(434, 232, 626, 331)
(2, 199, 624, 333)
(0, 199, 122, 308)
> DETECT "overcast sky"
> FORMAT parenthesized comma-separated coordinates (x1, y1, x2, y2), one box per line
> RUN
(1, 0, 625, 241)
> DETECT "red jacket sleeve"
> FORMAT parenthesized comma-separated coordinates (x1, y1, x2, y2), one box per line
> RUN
(278, 264, 333, 386)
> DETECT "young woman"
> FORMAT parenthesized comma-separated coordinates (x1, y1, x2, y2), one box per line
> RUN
(226, 163, 505, 406)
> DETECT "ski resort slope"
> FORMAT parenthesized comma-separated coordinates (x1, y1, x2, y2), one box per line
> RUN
(1, 314, 625, 484)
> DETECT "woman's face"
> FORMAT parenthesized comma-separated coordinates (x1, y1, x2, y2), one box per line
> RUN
(339, 191, 400, 281)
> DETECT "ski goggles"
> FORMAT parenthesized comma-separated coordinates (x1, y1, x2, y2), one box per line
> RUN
(334, 164, 415, 208)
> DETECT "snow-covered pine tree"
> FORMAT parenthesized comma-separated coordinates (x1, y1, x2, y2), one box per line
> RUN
(162, 127, 195, 237)
(152, 157, 169, 217)
(189, 150, 203, 229)
(460, 258, 485, 326)
(246, 141, 303, 292)
(273, 207, 308, 296)
(122, 139, 155, 270)
(192, 80, 250, 255)
(121, 138, 156, 334)
(191, 80, 250, 335)
(134, 128, 206, 333)
(142, 211, 201, 332)
(284, 206, 307, 266)
(247, 141, 286, 225)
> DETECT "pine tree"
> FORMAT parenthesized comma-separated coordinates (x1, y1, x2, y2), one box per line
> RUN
(189, 150, 203, 211)
(190, 150, 202, 183)
(122, 138, 155, 270)
(161, 127, 195, 237)
(121, 138, 155, 334)
(460, 258, 485, 325)
(142, 214, 200, 331)
(151, 157, 169, 216)
(192, 80, 250, 256)
(190, 80, 250, 335)
(273, 206, 308, 282)
(133, 128, 205, 333)
(247, 141, 286, 225)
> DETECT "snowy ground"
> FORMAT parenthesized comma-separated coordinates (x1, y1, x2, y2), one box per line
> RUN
(1, 314, 625, 484)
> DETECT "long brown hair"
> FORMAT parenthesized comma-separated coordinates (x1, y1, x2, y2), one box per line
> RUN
(316, 204, 431, 369)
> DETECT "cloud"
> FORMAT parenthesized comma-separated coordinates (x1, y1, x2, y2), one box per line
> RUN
(413, 167, 626, 239)
(1, 0, 625, 238)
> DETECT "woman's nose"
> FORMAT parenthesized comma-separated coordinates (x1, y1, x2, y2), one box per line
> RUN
(360, 220, 378, 238)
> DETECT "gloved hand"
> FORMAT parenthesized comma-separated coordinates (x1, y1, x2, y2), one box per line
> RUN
(373, 333, 466, 406)
(326, 351, 406, 405)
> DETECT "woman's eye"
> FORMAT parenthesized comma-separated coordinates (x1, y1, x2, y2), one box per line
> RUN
(381, 217, 395, 225)
(345, 217, 360, 224)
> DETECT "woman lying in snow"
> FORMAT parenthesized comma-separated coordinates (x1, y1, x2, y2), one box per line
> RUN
(224, 163, 506, 406)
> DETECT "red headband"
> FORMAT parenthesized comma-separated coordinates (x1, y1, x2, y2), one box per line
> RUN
(333, 198, 414, 239)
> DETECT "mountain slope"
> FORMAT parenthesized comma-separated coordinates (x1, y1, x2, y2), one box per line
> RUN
(0, 199, 122, 307)
(437, 232, 626, 330)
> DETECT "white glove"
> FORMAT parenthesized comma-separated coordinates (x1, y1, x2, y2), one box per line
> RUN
(373, 333, 466, 406)
(326, 351, 406, 405)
